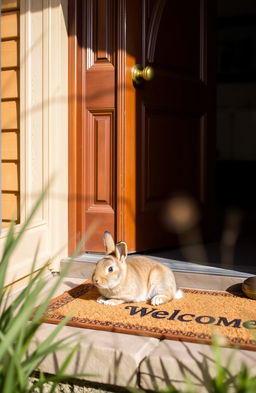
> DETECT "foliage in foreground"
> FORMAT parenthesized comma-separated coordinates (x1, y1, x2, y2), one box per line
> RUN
(1, 190, 256, 393)
(130, 336, 256, 393)
(158, 337, 256, 393)
(0, 189, 83, 393)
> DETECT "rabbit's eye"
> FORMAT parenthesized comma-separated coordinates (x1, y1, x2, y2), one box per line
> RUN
(108, 266, 113, 273)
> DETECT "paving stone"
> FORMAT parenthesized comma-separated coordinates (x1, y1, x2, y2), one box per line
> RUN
(33, 324, 159, 388)
(29, 276, 158, 388)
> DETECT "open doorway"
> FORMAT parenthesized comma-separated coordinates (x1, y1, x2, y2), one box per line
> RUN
(146, 0, 256, 275)
(216, 0, 256, 273)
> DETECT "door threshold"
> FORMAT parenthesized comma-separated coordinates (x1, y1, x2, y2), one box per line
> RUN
(61, 253, 253, 278)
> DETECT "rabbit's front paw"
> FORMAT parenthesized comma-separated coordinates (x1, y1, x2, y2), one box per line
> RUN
(151, 295, 170, 306)
(97, 296, 108, 304)
(97, 296, 124, 306)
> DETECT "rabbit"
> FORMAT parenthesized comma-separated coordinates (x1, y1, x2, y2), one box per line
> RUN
(92, 231, 183, 306)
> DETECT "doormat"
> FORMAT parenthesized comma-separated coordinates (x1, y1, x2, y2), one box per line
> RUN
(44, 281, 256, 351)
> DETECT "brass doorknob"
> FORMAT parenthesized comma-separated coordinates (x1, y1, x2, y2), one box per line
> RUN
(132, 64, 155, 85)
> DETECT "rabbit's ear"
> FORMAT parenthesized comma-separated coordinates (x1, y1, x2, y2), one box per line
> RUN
(116, 241, 128, 262)
(103, 231, 115, 255)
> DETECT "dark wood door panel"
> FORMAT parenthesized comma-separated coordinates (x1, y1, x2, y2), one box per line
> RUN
(86, 70, 115, 108)
(142, 75, 208, 115)
(84, 0, 116, 251)
(127, 0, 215, 250)
(139, 106, 203, 209)
(84, 109, 115, 251)
(151, 0, 201, 76)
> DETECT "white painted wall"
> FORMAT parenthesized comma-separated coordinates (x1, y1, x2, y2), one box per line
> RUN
(0, 0, 69, 285)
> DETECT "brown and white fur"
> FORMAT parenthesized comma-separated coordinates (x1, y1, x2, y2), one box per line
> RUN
(92, 231, 183, 306)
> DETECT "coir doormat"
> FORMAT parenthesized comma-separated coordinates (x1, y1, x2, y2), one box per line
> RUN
(44, 281, 256, 351)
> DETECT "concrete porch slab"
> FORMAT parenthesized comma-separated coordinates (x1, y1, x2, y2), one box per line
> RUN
(34, 277, 158, 388)
(139, 339, 256, 392)
(32, 266, 256, 391)
(35, 323, 158, 387)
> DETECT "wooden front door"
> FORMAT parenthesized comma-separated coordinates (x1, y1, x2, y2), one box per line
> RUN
(123, 0, 216, 251)
(69, 0, 215, 254)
